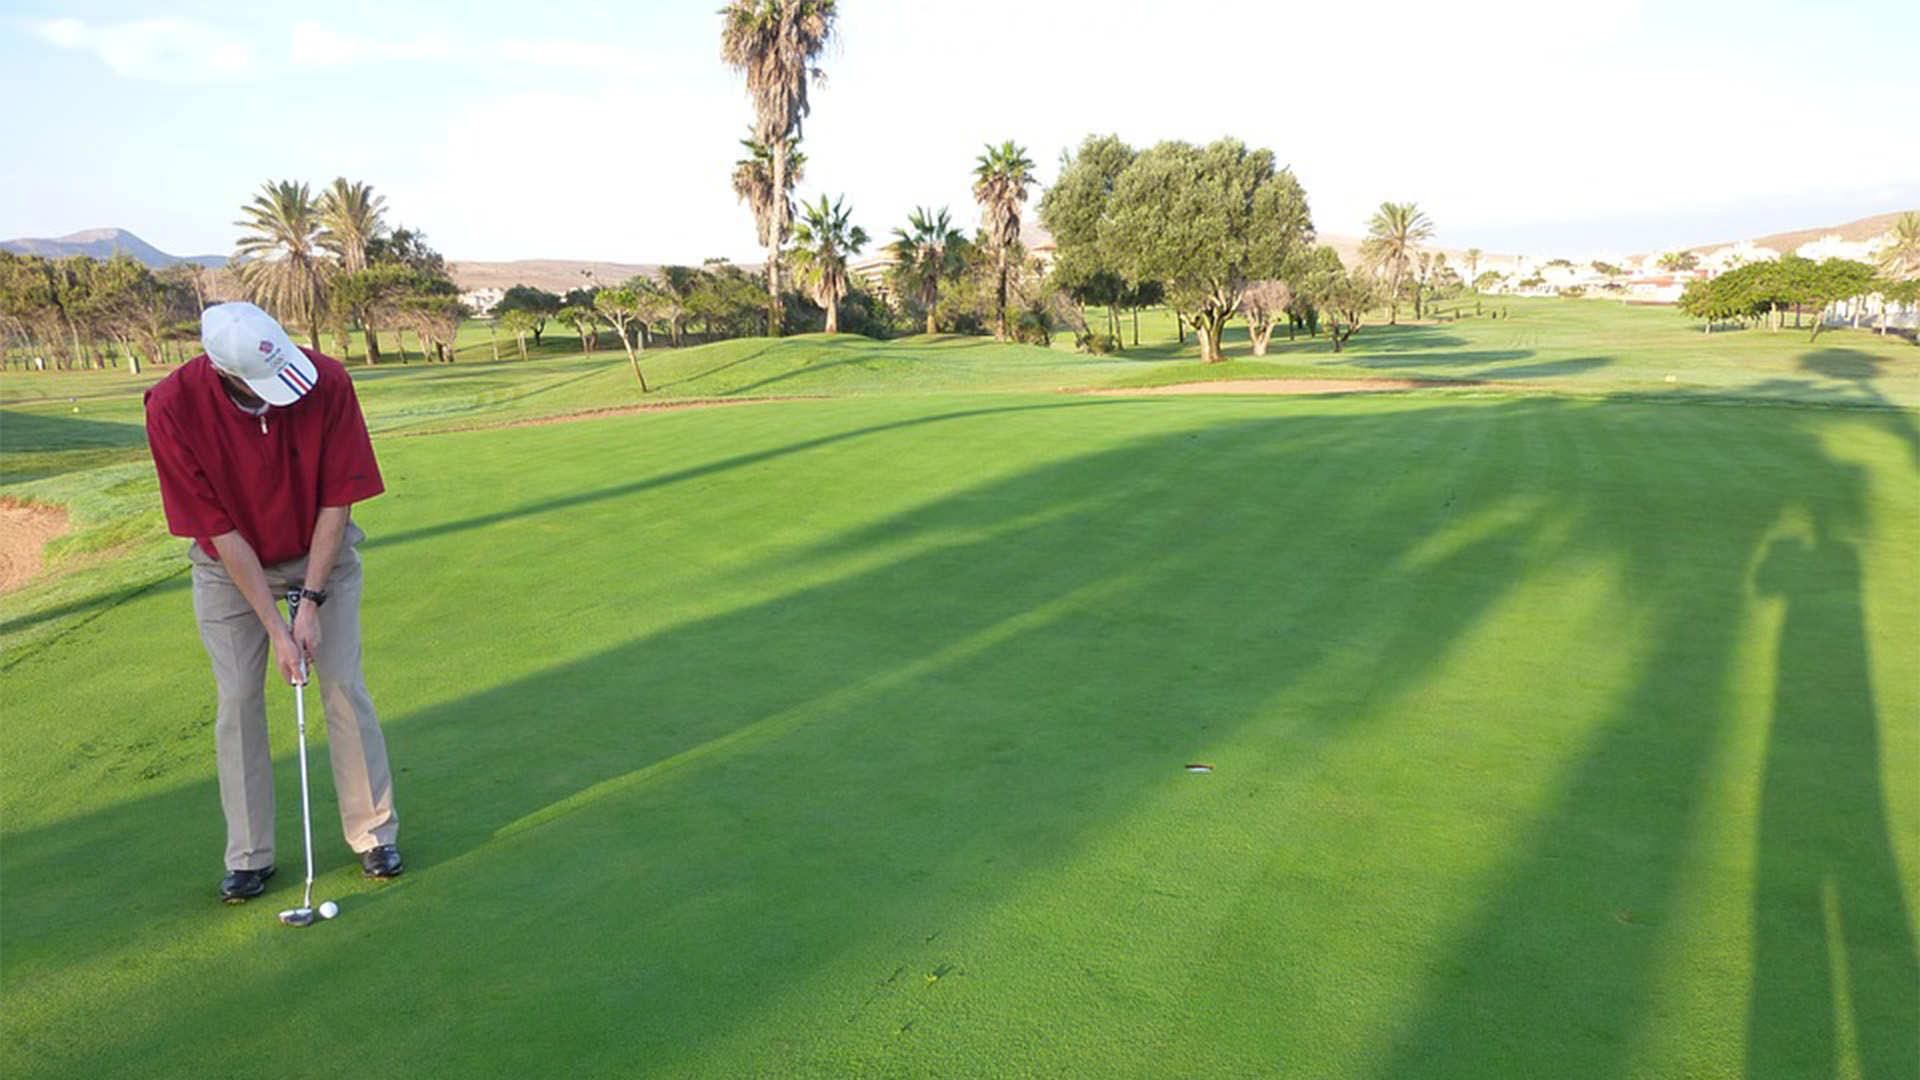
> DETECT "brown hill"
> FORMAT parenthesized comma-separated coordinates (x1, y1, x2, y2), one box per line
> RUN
(448, 259, 660, 294)
(1689, 211, 1910, 255)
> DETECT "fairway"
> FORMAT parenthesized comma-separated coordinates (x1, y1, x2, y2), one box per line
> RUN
(4, 339, 1917, 1076)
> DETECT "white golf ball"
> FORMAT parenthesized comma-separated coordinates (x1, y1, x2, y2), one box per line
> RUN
(318, 900, 339, 919)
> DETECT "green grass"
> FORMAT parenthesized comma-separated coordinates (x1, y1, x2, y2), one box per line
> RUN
(3, 301, 1917, 1077)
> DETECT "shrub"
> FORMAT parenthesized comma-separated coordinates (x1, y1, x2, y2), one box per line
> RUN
(1077, 332, 1120, 354)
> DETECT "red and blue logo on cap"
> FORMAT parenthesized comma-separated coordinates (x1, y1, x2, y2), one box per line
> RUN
(276, 361, 314, 397)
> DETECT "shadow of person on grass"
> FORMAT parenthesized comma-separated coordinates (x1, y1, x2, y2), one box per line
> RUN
(5, 390, 1915, 1078)
(1747, 523, 1919, 1078)
(1364, 391, 1919, 1079)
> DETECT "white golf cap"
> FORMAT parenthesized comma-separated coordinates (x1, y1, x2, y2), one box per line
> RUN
(200, 301, 318, 406)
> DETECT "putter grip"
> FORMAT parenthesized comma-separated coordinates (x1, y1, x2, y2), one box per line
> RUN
(285, 589, 307, 682)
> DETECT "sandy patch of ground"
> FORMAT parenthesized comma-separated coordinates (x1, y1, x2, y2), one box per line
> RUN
(0, 499, 70, 592)
(1086, 378, 1490, 397)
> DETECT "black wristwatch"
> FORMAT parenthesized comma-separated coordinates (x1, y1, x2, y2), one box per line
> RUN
(299, 587, 329, 607)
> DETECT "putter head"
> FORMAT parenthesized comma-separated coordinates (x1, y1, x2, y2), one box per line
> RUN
(278, 907, 317, 927)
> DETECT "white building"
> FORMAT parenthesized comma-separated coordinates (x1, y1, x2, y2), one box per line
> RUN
(1795, 233, 1879, 263)
(460, 287, 506, 315)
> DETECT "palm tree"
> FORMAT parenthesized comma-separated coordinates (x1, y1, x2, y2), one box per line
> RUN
(234, 179, 332, 350)
(972, 140, 1036, 341)
(1876, 211, 1920, 280)
(889, 206, 967, 336)
(731, 135, 806, 333)
(720, 0, 838, 337)
(1464, 247, 1484, 286)
(790, 194, 868, 334)
(318, 177, 388, 361)
(1360, 201, 1434, 324)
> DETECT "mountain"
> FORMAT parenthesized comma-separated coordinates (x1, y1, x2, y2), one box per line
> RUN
(447, 258, 660, 295)
(0, 228, 225, 268)
(1683, 211, 1909, 256)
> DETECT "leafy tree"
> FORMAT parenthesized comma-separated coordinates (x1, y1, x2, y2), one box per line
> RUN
(789, 194, 868, 334)
(972, 140, 1036, 341)
(350, 228, 456, 362)
(556, 304, 600, 354)
(594, 287, 654, 388)
(317, 178, 388, 360)
(1283, 246, 1343, 339)
(1312, 269, 1378, 353)
(497, 308, 538, 359)
(1657, 250, 1700, 272)
(1236, 280, 1293, 355)
(1101, 138, 1314, 362)
(1874, 213, 1920, 335)
(494, 285, 562, 345)
(1877, 277, 1920, 343)
(233, 179, 332, 350)
(368, 225, 446, 276)
(1360, 202, 1432, 324)
(720, 0, 838, 338)
(1040, 134, 1135, 338)
(650, 266, 708, 346)
(1805, 258, 1879, 340)
(889, 206, 969, 335)
(702, 262, 773, 337)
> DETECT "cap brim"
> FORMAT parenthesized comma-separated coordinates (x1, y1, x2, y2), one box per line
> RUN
(243, 349, 319, 406)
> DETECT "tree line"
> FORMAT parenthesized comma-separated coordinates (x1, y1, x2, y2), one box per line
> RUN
(0, 250, 202, 371)
(0, 177, 468, 372)
(1677, 213, 1920, 342)
(231, 178, 464, 363)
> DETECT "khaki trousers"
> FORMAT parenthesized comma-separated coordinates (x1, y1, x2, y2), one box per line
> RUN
(189, 523, 399, 871)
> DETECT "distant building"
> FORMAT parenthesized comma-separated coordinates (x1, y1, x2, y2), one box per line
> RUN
(1699, 242, 1779, 274)
(849, 252, 894, 300)
(461, 287, 506, 315)
(1795, 233, 1878, 262)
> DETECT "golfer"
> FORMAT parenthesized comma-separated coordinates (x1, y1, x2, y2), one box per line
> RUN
(145, 301, 403, 902)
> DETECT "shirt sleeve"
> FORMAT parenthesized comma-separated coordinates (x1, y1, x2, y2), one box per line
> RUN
(318, 370, 384, 507)
(145, 394, 234, 539)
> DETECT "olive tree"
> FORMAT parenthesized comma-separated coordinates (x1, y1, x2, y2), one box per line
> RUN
(1100, 138, 1313, 363)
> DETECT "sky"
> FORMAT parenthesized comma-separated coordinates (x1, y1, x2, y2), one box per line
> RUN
(3, 0, 1917, 264)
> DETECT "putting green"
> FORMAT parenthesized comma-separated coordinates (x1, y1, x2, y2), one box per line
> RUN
(4, 388, 1915, 1078)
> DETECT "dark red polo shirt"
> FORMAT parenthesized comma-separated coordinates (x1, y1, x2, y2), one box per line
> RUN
(145, 348, 384, 564)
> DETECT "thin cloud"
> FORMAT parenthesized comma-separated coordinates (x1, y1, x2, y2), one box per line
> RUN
(36, 15, 265, 83)
(287, 19, 641, 72)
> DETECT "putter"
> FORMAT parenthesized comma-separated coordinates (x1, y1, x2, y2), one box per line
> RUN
(277, 589, 328, 928)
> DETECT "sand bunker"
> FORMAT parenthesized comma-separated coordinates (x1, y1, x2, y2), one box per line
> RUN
(0, 499, 70, 592)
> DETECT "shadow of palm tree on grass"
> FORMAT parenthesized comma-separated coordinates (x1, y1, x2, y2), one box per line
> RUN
(3, 391, 1914, 1078)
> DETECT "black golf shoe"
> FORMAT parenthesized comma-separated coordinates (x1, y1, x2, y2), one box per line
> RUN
(359, 845, 404, 879)
(220, 865, 276, 903)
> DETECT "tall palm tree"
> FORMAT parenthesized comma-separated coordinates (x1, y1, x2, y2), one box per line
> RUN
(720, 0, 838, 337)
(234, 179, 332, 350)
(1360, 201, 1434, 323)
(971, 140, 1036, 341)
(731, 135, 806, 330)
(1464, 247, 1484, 286)
(1876, 211, 1920, 280)
(318, 177, 388, 361)
(889, 206, 967, 336)
(790, 194, 868, 334)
